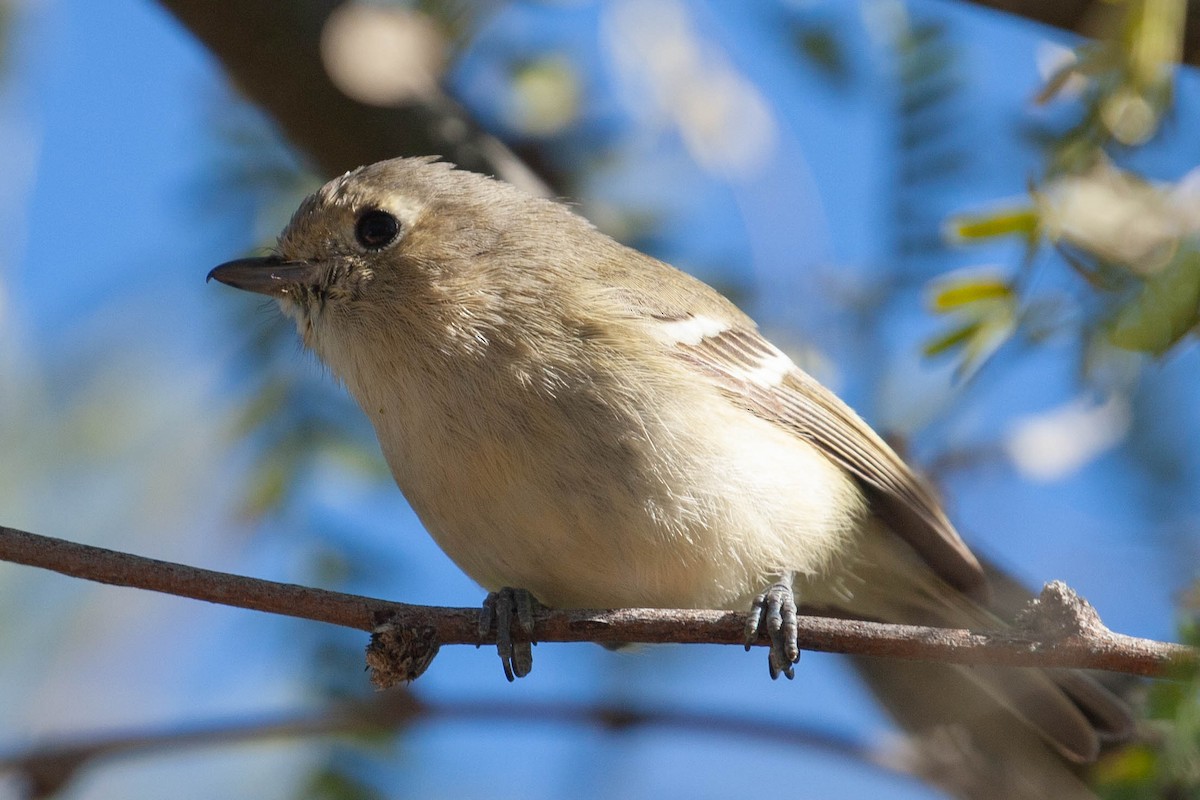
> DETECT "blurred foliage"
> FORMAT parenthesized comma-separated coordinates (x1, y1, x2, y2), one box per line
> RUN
(301, 769, 386, 800)
(932, 0, 1198, 374)
(872, 8, 996, 398)
(791, 21, 852, 83)
(889, 15, 970, 265)
(505, 55, 582, 137)
(923, 270, 1017, 375)
(1096, 607, 1200, 799)
(920, 11, 1200, 792)
(1109, 246, 1200, 355)
(413, 0, 500, 46)
(794, 27, 847, 79)
(1036, 0, 1184, 154)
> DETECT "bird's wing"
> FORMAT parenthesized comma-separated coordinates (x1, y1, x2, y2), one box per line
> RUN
(654, 311, 986, 596)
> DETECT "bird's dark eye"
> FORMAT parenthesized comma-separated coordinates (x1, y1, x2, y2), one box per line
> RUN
(354, 209, 401, 250)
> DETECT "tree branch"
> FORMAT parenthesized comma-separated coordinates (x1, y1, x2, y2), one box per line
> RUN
(1, 525, 1193, 682)
(0, 689, 912, 799)
(951, 0, 1200, 68)
(155, 0, 553, 193)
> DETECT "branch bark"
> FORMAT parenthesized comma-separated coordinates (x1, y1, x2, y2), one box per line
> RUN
(156, 0, 553, 193)
(2, 525, 1194, 681)
(942, 0, 1200, 67)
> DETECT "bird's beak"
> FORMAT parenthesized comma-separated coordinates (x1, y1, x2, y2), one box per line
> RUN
(207, 256, 321, 298)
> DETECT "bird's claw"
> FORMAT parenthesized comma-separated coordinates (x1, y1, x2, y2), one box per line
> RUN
(479, 587, 538, 681)
(744, 576, 799, 680)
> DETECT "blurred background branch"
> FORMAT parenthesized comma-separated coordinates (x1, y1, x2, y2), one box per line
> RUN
(158, 0, 552, 193)
(958, 0, 1200, 68)
(1, 690, 913, 800)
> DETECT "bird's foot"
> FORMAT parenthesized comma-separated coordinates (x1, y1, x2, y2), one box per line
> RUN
(479, 587, 538, 681)
(744, 574, 799, 680)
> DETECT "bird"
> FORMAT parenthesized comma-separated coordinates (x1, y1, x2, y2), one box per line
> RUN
(208, 156, 1130, 791)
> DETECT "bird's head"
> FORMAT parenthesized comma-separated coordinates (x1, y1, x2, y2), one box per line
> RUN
(208, 157, 593, 361)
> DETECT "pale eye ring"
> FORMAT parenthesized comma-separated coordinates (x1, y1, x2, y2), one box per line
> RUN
(354, 209, 400, 250)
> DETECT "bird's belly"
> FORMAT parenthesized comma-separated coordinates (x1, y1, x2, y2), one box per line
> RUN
(372, 379, 868, 611)
(395, 432, 732, 609)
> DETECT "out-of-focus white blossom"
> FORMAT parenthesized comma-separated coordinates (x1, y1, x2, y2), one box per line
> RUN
(1037, 161, 1200, 274)
(1005, 395, 1131, 482)
(320, 3, 446, 107)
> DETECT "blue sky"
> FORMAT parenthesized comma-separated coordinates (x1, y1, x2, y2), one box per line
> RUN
(2, 1, 1197, 798)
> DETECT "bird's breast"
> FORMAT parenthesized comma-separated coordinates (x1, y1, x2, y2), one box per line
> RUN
(336, 338, 867, 611)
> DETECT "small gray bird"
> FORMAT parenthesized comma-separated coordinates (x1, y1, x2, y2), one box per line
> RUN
(210, 157, 1129, 785)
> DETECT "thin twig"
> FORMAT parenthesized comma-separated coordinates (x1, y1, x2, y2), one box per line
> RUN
(0, 690, 915, 799)
(1, 525, 1194, 678)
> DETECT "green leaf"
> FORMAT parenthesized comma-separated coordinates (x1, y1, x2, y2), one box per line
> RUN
(923, 271, 1018, 375)
(1109, 248, 1200, 356)
(922, 320, 981, 357)
(947, 208, 1039, 241)
(929, 276, 1014, 311)
(959, 312, 1016, 375)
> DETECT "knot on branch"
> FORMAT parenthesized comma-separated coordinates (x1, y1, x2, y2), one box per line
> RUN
(366, 622, 440, 689)
(1015, 580, 1108, 640)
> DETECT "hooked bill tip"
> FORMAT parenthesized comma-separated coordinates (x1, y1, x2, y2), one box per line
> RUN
(207, 256, 319, 297)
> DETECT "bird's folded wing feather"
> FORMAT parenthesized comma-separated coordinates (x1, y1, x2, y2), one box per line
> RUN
(656, 312, 987, 596)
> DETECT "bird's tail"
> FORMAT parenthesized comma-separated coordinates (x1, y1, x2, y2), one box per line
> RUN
(807, 529, 1134, 799)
